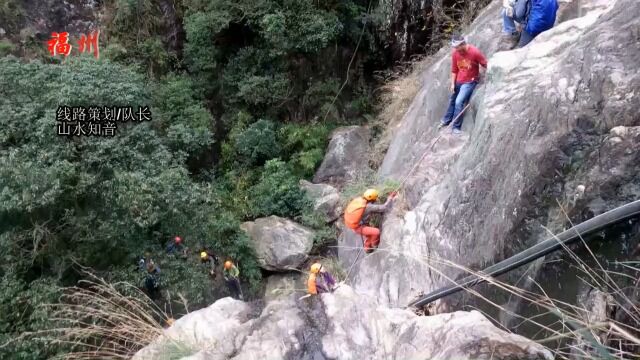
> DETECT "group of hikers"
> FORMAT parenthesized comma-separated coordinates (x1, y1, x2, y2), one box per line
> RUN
(307, 0, 561, 296)
(441, 0, 559, 133)
(305, 188, 397, 295)
(139, 236, 243, 301)
(140, 0, 563, 302)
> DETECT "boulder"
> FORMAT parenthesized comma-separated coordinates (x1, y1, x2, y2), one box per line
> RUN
(313, 126, 372, 187)
(132, 298, 252, 360)
(241, 216, 314, 271)
(135, 285, 553, 360)
(299, 180, 342, 222)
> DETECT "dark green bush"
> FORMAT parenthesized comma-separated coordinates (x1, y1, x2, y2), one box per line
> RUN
(248, 159, 310, 218)
(235, 119, 282, 166)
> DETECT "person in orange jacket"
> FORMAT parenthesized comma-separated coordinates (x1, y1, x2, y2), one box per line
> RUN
(307, 262, 336, 295)
(344, 189, 396, 253)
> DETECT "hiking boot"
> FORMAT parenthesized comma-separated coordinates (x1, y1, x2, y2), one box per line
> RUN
(438, 120, 450, 129)
(452, 128, 462, 135)
(499, 32, 520, 51)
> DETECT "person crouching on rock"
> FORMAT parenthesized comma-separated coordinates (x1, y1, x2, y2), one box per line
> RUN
(307, 262, 336, 295)
(344, 189, 397, 253)
(223, 260, 244, 300)
(500, 0, 559, 50)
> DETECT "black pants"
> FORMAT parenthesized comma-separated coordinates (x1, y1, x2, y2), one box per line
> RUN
(145, 276, 160, 299)
(226, 278, 243, 300)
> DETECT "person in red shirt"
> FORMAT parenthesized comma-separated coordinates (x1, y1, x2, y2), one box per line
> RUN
(439, 34, 488, 134)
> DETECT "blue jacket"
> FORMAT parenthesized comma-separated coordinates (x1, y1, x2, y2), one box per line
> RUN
(524, 0, 559, 36)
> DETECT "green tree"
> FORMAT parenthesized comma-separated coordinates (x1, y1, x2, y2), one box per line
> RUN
(248, 159, 310, 218)
(234, 119, 282, 165)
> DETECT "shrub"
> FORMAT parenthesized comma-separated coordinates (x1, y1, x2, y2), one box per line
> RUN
(248, 159, 309, 218)
(235, 119, 282, 166)
(278, 122, 332, 178)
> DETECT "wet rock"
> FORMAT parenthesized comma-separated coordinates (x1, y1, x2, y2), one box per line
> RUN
(313, 126, 372, 188)
(569, 287, 615, 359)
(299, 180, 342, 223)
(135, 285, 552, 360)
(241, 216, 314, 271)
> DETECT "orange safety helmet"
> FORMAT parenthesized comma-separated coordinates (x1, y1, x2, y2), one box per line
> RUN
(224, 261, 233, 269)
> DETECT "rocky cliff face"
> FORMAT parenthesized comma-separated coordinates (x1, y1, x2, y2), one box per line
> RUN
(377, 0, 490, 61)
(135, 0, 640, 357)
(347, 0, 640, 310)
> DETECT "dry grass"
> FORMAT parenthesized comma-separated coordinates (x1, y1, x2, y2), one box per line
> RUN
(392, 200, 640, 359)
(30, 271, 177, 360)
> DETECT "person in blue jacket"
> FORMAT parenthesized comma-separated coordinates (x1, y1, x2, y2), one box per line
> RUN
(501, 0, 559, 50)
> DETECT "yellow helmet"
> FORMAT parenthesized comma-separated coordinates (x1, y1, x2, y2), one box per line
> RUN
(363, 189, 379, 201)
(224, 261, 233, 269)
(200, 251, 208, 259)
(310, 263, 322, 274)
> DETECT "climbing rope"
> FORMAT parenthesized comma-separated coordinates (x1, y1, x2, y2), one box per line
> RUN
(342, 234, 365, 284)
(394, 101, 473, 193)
(339, 102, 474, 287)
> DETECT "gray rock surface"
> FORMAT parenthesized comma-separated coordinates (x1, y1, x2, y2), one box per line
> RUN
(299, 180, 342, 222)
(241, 216, 314, 271)
(135, 1, 639, 358)
(133, 298, 253, 360)
(313, 126, 372, 187)
(264, 273, 302, 303)
(347, 0, 640, 309)
(135, 285, 553, 360)
(377, 0, 490, 61)
(569, 287, 615, 359)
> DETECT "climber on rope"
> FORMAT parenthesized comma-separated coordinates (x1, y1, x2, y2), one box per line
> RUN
(307, 262, 337, 295)
(344, 189, 397, 254)
(438, 34, 487, 134)
(200, 250, 219, 278)
(223, 260, 244, 300)
(500, 0, 559, 50)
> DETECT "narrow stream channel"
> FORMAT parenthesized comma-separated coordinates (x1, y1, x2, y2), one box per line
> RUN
(466, 220, 640, 356)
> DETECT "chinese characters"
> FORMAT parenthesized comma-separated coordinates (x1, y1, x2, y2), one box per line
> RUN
(56, 106, 152, 137)
(48, 30, 100, 59)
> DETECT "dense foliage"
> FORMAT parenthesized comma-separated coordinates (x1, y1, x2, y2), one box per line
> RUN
(0, 0, 382, 358)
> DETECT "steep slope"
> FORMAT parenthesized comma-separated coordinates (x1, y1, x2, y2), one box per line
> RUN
(345, 0, 640, 309)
